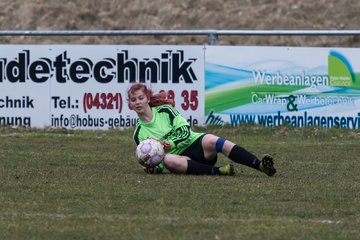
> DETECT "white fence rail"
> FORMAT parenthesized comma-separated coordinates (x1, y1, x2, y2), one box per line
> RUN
(1, 29, 360, 45)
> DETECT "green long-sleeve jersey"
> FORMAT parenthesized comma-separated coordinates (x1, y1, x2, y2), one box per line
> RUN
(133, 105, 203, 155)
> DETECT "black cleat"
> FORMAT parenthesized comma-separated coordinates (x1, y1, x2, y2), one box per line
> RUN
(260, 154, 276, 176)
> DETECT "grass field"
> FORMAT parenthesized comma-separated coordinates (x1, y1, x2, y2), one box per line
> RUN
(0, 125, 359, 240)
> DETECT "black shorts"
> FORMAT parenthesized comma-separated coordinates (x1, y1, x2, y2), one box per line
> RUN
(179, 134, 217, 166)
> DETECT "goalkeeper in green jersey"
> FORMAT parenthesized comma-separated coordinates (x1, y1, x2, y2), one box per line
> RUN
(128, 83, 276, 176)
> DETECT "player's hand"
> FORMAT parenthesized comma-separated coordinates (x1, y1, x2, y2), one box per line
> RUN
(161, 140, 172, 150)
(143, 166, 163, 174)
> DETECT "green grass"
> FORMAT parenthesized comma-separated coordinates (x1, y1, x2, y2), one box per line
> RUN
(1, 125, 360, 240)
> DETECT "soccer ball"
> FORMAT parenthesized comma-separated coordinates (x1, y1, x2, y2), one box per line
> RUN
(136, 138, 165, 167)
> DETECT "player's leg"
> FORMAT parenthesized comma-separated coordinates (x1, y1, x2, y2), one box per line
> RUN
(163, 154, 211, 174)
(201, 134, 276, 176)
(162, 154, 189, 174)
(163, 154, 233, 175)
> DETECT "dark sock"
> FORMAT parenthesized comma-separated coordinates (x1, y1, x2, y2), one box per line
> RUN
(228, 145, 261, 170)
(186, 160, 219, 175)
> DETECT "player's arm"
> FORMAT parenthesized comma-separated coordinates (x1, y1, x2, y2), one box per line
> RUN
(163, 114, 192, 151)
(133, 123, 142, 145)
(166, 125, 191, 149)
(148, 105, 191, 151)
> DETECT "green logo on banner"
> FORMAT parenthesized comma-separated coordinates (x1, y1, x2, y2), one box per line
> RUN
(328, 51, 353, 87)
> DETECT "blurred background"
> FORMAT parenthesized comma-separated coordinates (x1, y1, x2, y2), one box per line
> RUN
(0, 0, 359, 46)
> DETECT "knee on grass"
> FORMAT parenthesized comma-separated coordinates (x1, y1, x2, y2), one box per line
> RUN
(163, 155, 188, 173)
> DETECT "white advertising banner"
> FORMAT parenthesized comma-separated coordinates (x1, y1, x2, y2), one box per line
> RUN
(205, 46, 360, 129)
(0, 45, 205, 129)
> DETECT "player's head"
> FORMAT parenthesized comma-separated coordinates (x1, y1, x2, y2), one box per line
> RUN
(128, 83, 152, 102)
(127, 83, 173, 110)
(127, 83, 152, 110)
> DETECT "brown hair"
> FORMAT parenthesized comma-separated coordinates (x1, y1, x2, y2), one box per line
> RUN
(127, 83, 174, 109)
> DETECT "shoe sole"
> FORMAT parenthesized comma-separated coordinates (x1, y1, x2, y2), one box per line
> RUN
(262, 155, 276, 176)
